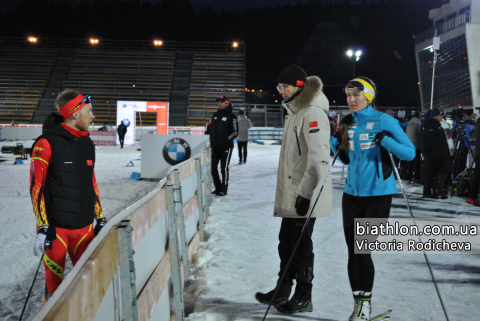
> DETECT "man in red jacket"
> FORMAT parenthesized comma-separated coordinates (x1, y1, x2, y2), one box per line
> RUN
(30, 89, 106, 301)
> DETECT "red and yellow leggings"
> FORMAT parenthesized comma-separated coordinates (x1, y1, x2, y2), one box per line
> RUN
(43, 224, 94, 296)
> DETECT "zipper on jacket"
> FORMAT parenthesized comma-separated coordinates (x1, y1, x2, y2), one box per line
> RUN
(294, 126, 302, 156)
(375, 155, 380, 179)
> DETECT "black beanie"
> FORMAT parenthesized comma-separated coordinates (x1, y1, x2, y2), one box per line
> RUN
(278, 65, 307, 87)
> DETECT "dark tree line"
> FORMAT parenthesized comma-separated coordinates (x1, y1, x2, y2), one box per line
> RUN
(0, 0, 448, 106)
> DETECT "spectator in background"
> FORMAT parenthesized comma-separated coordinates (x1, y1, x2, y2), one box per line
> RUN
(467, 115, 480, 206)
(209, 96, 238, 196)
(406, 111, 423, 183)
(237, 108, 251, 164)
(420, 109, 433, 190)
(423, 108, 452, 199)
(117, 121, 127, 148)
(204, 119, 211, 135)
(328, 110, 337, 136)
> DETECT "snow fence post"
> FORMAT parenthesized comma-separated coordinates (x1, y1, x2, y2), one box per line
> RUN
(206, 147, 213, 206)
(167, 184, 185, 320)
(203, 150, 211, 221)
(195, 158, 205, 242)
(117, 220, 138, 321)
(173, 169, 192, 282)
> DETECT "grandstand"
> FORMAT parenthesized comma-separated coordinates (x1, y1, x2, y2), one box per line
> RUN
(0, 47, 57, 124)
(0, 37, 245, 127)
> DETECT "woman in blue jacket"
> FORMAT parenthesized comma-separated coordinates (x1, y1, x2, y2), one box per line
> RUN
(330, 77, 415, 321)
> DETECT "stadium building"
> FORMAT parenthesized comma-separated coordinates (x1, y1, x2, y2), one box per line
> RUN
(414, 0, 480, 116)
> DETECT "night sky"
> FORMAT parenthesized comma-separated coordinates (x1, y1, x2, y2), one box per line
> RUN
(0, 0, 323, 14)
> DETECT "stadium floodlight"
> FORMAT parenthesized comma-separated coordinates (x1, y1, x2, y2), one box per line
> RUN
(90, 38, 99, 45)
(28, 37, 37, 43)
(347, 48, 363, 77)
(154, 40, 163, 46)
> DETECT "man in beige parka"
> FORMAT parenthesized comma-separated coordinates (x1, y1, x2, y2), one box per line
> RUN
(255, 65, 332, 314)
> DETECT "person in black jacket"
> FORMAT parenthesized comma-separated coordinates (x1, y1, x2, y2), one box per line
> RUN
(423, 108, 453, 199)
(117, 121, 127, 148)
(208, 96, 238, 196)
(467, 115, 480, 206)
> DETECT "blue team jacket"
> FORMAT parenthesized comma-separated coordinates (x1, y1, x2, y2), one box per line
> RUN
(330, 106, 415, 197)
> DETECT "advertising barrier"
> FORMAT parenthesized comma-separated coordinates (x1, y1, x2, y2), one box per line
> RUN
(89, 130, 117, 146)
(117, 101, 169, 146)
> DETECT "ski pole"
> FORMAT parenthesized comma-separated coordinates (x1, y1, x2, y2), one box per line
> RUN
(262, 148, 339, 320)
(388, 151, 450, 321)
(19, 254, 44, 321)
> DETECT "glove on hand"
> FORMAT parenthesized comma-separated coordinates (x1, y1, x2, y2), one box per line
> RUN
(94, 217, 107, 236)
(375, 131, 390, 146)
(33, 225, 55, 256)
(295, 195, 310, 217)
(333, 130, 342, 143)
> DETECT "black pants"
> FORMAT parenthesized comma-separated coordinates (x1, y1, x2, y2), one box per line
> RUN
(278, 217, 316, 287)
(408, 149, 421, 180)
(211, 147, 233, 193)
(119, 135, 125, 148)
(468, 154, 480, 199)
(238, 141, 248, 162)
(342, 193, 392, 292)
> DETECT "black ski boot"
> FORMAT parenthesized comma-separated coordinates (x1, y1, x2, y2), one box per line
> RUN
(276, 285, 312, 313)
(277, 266, 313, 313)
(255, 282, 292, 307)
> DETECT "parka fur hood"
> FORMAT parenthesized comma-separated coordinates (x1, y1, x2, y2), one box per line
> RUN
(284, 76, 327, 114)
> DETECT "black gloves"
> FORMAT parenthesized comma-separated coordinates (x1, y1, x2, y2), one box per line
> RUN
(94, 217, 107, 236)
(333, 130, 342, 143)
(375, 131, 390, 146)
(295, 195, 310, 216)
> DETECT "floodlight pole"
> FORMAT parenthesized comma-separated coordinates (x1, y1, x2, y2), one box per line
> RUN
(429, 30, 440, 110)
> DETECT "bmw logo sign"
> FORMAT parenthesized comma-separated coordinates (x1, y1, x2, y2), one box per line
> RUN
(163, 138, 191, 165)
(122, 104, 127, 108)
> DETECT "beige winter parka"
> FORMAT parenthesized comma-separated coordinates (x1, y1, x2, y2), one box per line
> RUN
(274, 76, 333, 218)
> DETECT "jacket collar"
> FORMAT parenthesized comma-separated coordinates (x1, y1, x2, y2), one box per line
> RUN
(282, 76, 323, 114)
(351, 105, 375, 122)
(217, 104, 233, 115)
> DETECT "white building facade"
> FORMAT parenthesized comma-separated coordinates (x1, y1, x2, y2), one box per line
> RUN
(415, 0, 480, 118)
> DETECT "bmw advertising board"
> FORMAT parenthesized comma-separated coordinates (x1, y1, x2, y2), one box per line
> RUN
(141, 134, 209, 179)
(162, 138, 191, 165)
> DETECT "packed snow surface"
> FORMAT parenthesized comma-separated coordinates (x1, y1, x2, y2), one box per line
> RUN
(1, 142, 479, 321)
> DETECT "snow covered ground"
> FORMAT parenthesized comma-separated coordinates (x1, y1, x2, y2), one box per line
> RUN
(1, 142, 479, 321)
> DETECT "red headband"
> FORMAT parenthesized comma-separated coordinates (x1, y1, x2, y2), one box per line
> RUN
(59, 94, 89, 120)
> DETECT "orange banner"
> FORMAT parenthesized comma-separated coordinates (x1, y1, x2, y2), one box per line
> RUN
(146, 102, 169, 134)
